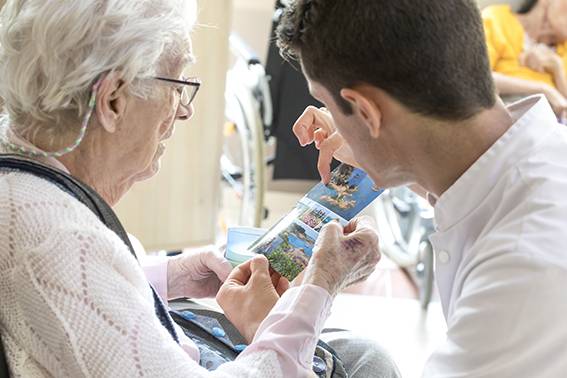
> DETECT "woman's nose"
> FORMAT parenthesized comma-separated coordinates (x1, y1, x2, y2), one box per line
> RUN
(176, 103, 194, 121)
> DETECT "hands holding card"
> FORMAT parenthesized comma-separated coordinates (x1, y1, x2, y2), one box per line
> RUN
(217, 216, 380, 343)
(241, 164, 383, 281)
(218, 108, 385, 343)
(298, 216, 381, 297)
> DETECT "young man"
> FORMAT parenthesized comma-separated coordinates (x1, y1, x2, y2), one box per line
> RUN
(277, 0, 567, 376)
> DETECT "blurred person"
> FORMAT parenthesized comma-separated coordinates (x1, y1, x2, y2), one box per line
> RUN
(483, 0, 567, 118)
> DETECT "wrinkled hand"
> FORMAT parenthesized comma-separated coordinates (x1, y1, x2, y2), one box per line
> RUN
(293, 106, 358, 184)
(167, 246, 233, 299)
(301, 216, 381, 297)
(520, 44, 563, 75)
(217, 256, 289, 343)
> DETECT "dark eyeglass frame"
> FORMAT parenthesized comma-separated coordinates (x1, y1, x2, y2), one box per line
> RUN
(153, 76, 202, 108)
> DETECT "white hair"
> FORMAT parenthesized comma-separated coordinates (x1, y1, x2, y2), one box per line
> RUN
(0, 0, 197, 139)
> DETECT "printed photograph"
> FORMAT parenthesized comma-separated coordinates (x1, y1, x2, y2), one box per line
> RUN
(305, 164, 382, 220)
(250, 219, 317, 281)
(244, 164, 383, 280)
(297, 199, 346, 231)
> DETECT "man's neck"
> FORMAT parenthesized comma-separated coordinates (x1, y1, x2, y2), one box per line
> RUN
(414, 101, 514, 197)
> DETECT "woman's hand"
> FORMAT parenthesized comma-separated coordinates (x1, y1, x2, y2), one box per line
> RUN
(301, 216, 381, 297)
(216, 256, 289, 343)
(541, 84, 567, 117)
(293, 106, 358, 184)
(167, 246, 233, 299)
(520, 44, 563, 76)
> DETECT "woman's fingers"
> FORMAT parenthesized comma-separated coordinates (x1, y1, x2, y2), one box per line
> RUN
(275, 276, 290, 296)
(200, 250, 233, 282)
(225, 259, 253, 286)
(343, 216, 378, 236)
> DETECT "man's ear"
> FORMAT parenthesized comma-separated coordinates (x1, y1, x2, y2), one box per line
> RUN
(340, 88, 382, 139)
(95, 72, 128, 134)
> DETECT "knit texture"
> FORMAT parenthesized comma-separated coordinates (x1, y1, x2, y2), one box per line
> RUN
(0, 171, 283, 377)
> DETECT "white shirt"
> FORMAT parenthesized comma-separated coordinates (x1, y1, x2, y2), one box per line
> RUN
(423, 96, 567, 377)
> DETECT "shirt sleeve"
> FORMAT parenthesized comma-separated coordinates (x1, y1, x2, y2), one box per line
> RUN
(141, 255, 170, 301)
(240, 285, 333, 376)
(140, 258, 333, 377)
(423, 250, 567, 377)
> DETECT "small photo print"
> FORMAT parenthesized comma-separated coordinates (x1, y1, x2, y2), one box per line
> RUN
(251, 218, 317, 281)
(244, 164, 383, 280)
(305, 164, 380, 220)
(298, 198, 347, 232)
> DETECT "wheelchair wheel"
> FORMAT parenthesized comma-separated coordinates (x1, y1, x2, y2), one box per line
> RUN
(221, 34, 272, 228)
(374, 187, 435, 309)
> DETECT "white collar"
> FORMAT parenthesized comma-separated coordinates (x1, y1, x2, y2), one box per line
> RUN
(433, 95, 558, 232)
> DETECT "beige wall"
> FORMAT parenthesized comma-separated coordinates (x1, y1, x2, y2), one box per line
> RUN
(115, 0, 233, 251)
(232, 0, 275, 63)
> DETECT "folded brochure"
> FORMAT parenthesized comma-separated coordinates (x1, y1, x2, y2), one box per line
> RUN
(226, 164, 384, 281)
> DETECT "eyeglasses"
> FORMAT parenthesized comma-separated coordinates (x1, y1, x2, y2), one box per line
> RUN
(153, 76, 201, 109)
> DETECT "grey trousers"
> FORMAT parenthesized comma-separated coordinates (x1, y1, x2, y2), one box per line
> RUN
(321, 331, 401, 378)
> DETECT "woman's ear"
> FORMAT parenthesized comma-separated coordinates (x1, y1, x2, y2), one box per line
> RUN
(95, 72, 128, 133)
(340, 88, 382, 139)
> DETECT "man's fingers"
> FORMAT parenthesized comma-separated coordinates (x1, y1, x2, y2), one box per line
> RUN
(313, 128, 328, 149)
(293, 106, 320, 146)
(293, 106, 335, 147)
(317, 132, 345, 184)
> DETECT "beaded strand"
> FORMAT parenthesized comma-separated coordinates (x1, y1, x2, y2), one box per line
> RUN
(0, 79, 101, 158)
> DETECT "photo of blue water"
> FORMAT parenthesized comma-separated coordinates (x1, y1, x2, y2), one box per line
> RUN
(305, 165, 383, 220)
(287, 232, 314, 257)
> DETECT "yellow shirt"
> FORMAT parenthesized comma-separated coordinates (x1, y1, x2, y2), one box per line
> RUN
(482, 4, 567, 88)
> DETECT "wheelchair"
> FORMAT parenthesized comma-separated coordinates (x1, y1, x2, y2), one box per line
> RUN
(221, 34, 273, 228)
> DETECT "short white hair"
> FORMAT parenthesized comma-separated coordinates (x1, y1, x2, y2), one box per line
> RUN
(0, 0, 197, 134)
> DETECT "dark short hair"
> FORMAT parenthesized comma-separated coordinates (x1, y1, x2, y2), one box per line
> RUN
(277, 0, 496, 121)
(518, 0, 538, 14)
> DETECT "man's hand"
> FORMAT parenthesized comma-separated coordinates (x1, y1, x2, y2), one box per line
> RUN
(167, 246, 233, 299)
(216, 256, 289, 343)
(301, 216, 381, 297)
(293, 106, 358, 184)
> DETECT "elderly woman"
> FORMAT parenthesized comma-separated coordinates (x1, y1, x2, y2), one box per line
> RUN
(0, 0, 400, 377)
(483, 0, 567, 118)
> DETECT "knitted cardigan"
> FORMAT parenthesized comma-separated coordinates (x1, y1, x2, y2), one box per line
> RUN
(0, 171, 286, 377)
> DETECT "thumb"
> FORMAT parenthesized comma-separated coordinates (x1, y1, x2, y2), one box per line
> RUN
(203, 251, 233, 282)
(318, 220, 344, 241)
(249, 255, 272, 283)
(250, 255, 270, 276)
